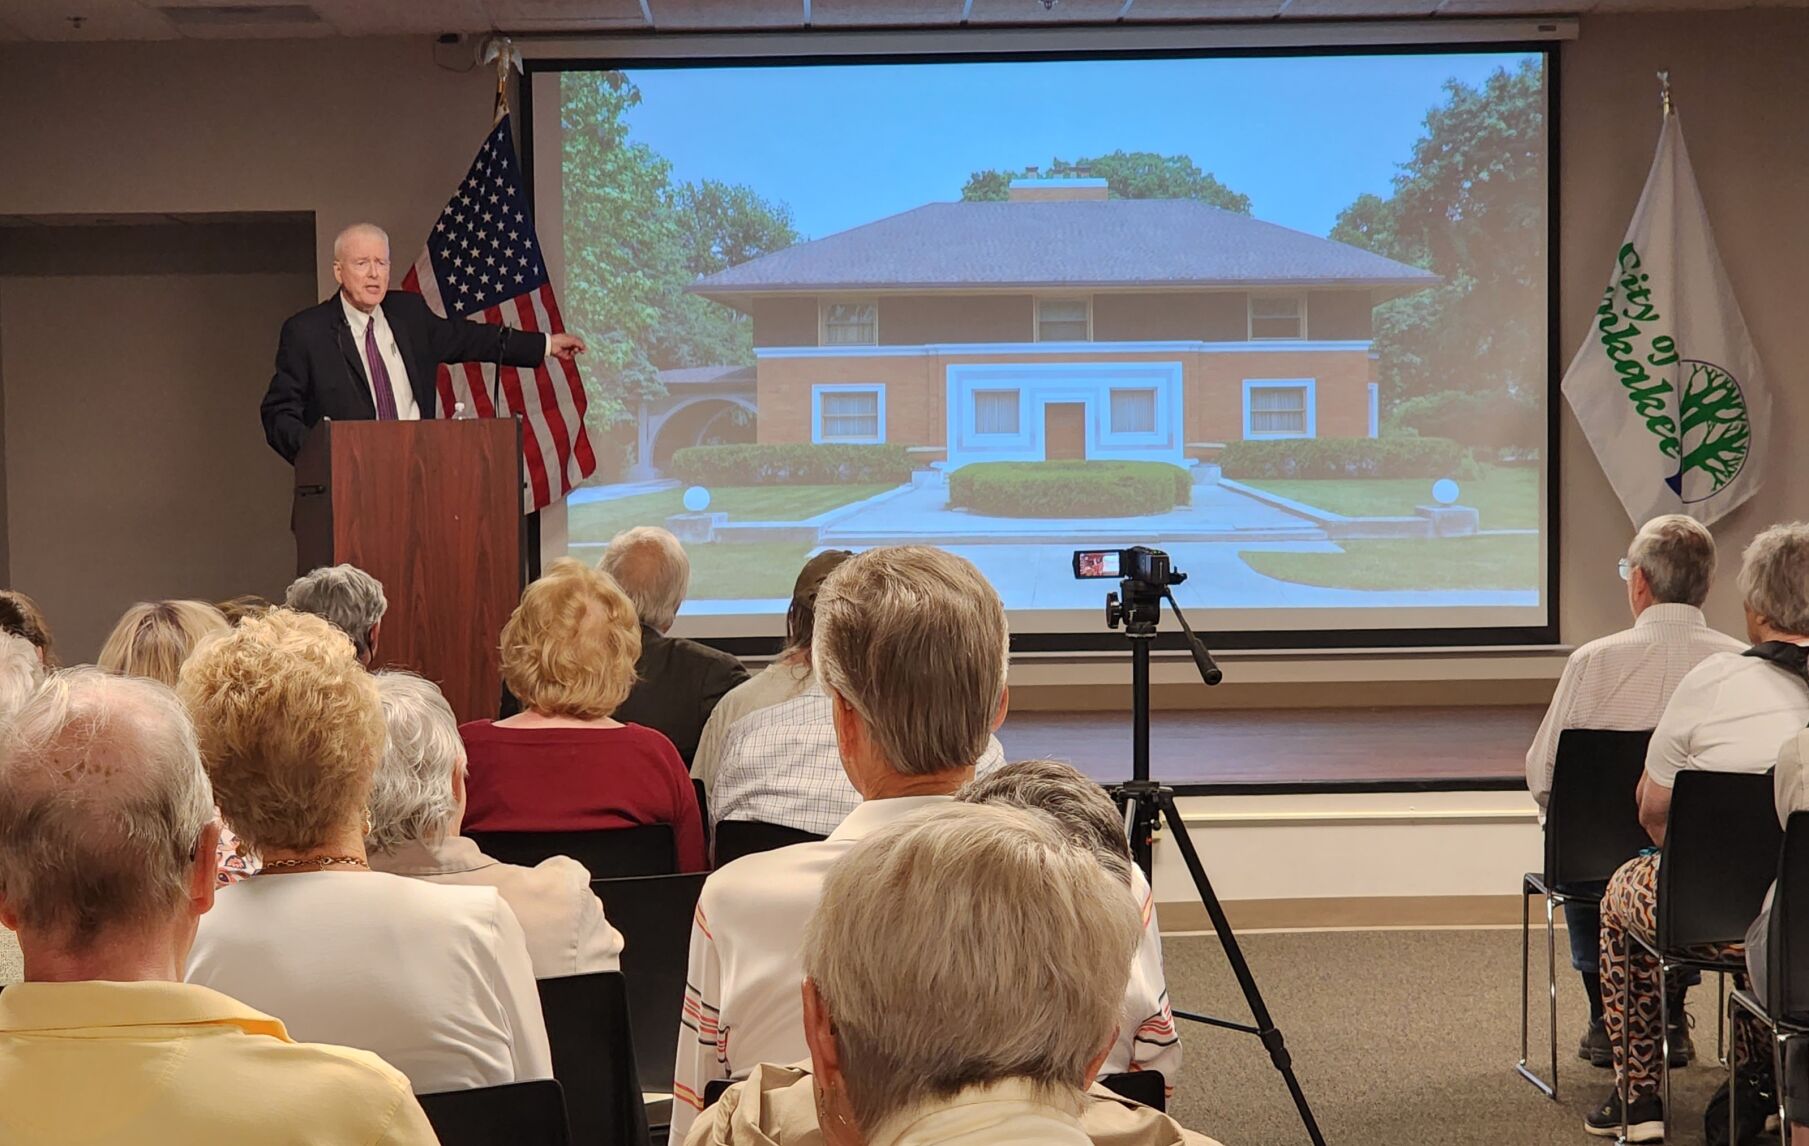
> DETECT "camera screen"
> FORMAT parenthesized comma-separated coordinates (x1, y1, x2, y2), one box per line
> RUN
(1073, 550, 1120, 579)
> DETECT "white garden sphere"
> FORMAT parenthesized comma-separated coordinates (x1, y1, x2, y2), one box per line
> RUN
(683, 485, 712, 512)
(1432, 478, 1461, 506)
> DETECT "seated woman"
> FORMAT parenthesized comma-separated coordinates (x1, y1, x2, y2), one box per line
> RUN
(461, 558, 706, 872)
(367, 669, 625, 978)
(1589, 521, 1809, 1140)
(179, 609, 553, 1094)
(98, 599, 230, 686)
(694, 802, 1220, 1146)
(0, 589, 56, 669)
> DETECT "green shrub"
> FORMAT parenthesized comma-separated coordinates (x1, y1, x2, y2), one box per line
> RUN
(1388, 390, 1542, 452)
(1219, 436, 1469, 479)
(668, 444, 912, 486)
(949, 461, 1192, 518)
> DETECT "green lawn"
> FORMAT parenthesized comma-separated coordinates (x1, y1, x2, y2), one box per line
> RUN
(1240, 535, 1540, 591)
(1240, 468, 1540, 531)
(566, 483, 893, 546)
(686, 541, 818, 600)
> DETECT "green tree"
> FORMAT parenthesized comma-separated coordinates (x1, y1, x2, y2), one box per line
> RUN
(670, 180, 800, 277)
(961, 151, 1251, 213)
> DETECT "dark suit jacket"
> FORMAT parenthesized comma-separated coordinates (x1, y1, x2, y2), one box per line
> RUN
(613, 624, 751, 767)
(260, 291, 545, 462)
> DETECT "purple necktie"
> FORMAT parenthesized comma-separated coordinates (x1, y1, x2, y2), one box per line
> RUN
(363, 317, 399, 421)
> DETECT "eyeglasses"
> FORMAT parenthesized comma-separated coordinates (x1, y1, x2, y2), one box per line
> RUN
(342, 257, 390, 272)
(1617, 557, 1633, 582)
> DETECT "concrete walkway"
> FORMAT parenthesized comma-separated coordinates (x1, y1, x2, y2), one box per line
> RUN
(566, 479, 678, 505)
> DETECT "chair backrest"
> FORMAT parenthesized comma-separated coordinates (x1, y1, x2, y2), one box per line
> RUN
(592, 872, 709, 1093)
(1657, 769, 1783, 951)
(1768, 811, 1809, 1022)
(713, 819, 825, 867)
(1543, 728, 1655, 885)
(1097, 1070, 1167, 1112)
(417, 1080, 571, 1146)
(469, 824, 677, 878)
(536, 972, 652, 1146)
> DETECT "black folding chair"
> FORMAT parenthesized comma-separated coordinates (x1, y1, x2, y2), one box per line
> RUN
(417, 1079, 571, 1146)
(1618, 769, 1782, 1141)
(712, 819, 825, 867)
(1518, 728, 1653, 1099)
(1098, 1070, 1168, 1112)
(538, 972, 652, 1146)
(469, 823, 677, 878)
(1728, 811, 1809, 1145)
(593, 872, 709, 1136)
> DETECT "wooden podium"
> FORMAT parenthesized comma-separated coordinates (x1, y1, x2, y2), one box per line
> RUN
(294, 418, 522, 722)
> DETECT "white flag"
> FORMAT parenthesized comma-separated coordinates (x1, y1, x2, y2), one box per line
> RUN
(1561, 112, 1767, 527)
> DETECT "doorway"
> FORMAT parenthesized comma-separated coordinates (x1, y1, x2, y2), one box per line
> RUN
(1043, 402, 1086, 461)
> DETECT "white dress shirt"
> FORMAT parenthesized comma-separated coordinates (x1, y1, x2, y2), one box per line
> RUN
(1644, 647, 1809, 788)
(187, 870, 553, 1094)
(672, 795, 1180, 1139)
(692, 661, 815, 801)
(1525, 603, 1745, 808)
(369, 834, 624, 979)
(709, 683, 1006, 836)
(341, 295, 420, 420)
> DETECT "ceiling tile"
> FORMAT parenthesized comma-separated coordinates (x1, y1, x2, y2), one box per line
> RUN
(1436, 0, 1591, 13)
(965, 0, 1131, 23)
(1122, 0, 1289, 18)
(487, 0, 650, 28)
(302, 0, 493, 35)
(0, 0, 177, 41)
(646, 0, 805, 28)
(813, 0, 966, 26)
(1282, 0, 1440, 14)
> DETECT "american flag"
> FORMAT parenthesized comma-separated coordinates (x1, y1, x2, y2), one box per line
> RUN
(402, 114, 596, 511)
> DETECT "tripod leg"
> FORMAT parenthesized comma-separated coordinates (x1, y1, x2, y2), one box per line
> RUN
(1156, 790, 1326, 1146)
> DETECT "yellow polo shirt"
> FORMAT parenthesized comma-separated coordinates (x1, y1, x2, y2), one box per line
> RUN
(0, 979, 438, 1144)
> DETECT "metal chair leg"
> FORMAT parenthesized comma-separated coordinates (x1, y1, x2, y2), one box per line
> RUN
(1548, 895, 1560, 1096)
(1660, 959, 1672, 1141)
(1718, 972, 1730, 1067)
(1730, 990, 1742, 1146)
(1620, 927, 1633, 1144)
(1515, 882, 1559, 1098)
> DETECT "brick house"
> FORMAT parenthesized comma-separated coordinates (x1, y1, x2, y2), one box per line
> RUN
(677, 178, 1438, 473)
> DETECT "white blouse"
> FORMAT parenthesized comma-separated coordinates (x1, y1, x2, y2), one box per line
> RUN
(187, 870, 552, 1094)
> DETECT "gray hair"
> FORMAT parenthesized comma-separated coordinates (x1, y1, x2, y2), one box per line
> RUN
(598, 526, 691, 632)
(285, 564, 388, 661)
(0, 633, 45, 725)
(812, 546, 1009, 777)
(803, 802, 1140, 1133)
(367, 671, 466, 853)
(332, 222, 390, 261)
(1739, 522, 1809, 637)
(956, 758, 1132, 886)
(0, 668, 213, 947)
(1628, 514, 1717, 607)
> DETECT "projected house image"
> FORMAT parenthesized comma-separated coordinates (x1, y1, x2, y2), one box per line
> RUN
(649, 178, 1439, 472)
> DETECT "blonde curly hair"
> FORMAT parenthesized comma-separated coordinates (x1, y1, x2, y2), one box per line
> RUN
(500, 558, 641, 720)
(177, 609, 384, 854)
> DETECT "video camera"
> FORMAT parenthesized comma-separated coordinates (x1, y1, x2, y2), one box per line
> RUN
(1071, 545, 1186, 588)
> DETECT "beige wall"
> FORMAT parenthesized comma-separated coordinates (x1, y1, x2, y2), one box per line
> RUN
(1, 16, 1806, 680)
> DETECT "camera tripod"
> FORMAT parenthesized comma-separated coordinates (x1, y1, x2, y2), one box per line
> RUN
(1105, 575, 1327, 1146)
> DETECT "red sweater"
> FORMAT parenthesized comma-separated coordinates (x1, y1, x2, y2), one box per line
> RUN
(459, 719, 708, 873)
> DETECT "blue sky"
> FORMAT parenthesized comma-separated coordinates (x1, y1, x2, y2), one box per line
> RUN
(608, 51, 1542, 240)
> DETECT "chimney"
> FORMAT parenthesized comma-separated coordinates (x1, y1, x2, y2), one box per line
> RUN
(1007, 176, 1110, 203)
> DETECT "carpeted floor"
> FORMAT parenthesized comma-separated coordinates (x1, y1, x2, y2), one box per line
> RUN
(1160, 926, 1749, 1146)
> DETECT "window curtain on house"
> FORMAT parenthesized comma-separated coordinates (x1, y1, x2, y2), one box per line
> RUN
(973, 390, 1020, 434)
(1036, 299, 1089, 342)
(1250, 386, 1308, 434)
(823, 303, 878, 345)
(1110, 389, 1156, 433)
(822, 390, 880, 439)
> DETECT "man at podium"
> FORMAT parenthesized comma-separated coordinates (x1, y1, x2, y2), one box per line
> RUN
(260, 223, 585, 462)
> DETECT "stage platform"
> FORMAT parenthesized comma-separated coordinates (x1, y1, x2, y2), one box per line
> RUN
(995, 705, 1543, 794)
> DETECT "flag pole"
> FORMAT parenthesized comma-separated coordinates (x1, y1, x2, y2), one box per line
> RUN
(1657, 69, 1673, 119)
(481, 34, 516, 121)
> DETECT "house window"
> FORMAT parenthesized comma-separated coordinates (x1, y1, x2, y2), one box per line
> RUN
(1110, 388, 1157, 434)
(1242, 380, 1315, 440)
(973, 390, 1020, 435)
(1249, 295, 1305, 341)
(813, 385, 885, 443)
(821, 302, 878, 346)
(1036, 297, 1091, 342)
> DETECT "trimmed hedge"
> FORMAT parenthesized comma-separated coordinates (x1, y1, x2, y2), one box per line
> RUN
(668, 444, 912, 486)
(949, 461, 1192, 518)
(1218, 436, 1469, 480)
(1388, 390, 1542, 452)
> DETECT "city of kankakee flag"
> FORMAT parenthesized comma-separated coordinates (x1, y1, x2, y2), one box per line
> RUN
(402, 114, 596, 512)
(1561, 111, 1767, 528)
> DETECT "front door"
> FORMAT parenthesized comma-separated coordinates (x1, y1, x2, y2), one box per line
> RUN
(1043, 402, 1086, 461)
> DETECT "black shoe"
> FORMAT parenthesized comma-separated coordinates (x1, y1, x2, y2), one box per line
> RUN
(1666, 1016, 1695, 1068)
(1585, 1092, 1665, 1141)
(1579, 1019, 1613, 1067)
(1703, 1068, 1777, 1146)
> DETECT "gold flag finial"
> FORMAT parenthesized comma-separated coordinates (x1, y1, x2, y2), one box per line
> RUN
(1658, 70, 1674, 118)
(480, 35, 517, 116)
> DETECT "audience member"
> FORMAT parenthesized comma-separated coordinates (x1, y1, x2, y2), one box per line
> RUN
(98, 599, 231, 686)
(0, 590, 56, 668)
(957, 759, 1180, 1092)
(693, 548, 853, 801)
(674, 545, 1010, 1137)
(0, 634, 45, 724)
(600, 526, 749, 765)
(462, 557, 707, 870)
(1588, 522, 1809, 1139)
(1523, 514, 1742, 1064)
(214, 594, 275, 626)
(179, 609, 552, 1093)
(0, 669, 435, 1144)
(367, 669, 624, 977)
(285, 564, 387, 668)
(692, 803, 1221, 1146)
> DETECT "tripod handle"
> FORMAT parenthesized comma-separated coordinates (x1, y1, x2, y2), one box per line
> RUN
(1161, 587, 1223, 686)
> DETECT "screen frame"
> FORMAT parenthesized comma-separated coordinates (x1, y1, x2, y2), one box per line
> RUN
(521, 34, 1563, 659)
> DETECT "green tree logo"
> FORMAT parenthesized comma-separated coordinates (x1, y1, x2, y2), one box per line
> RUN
(1672, 360, 1752, 502)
